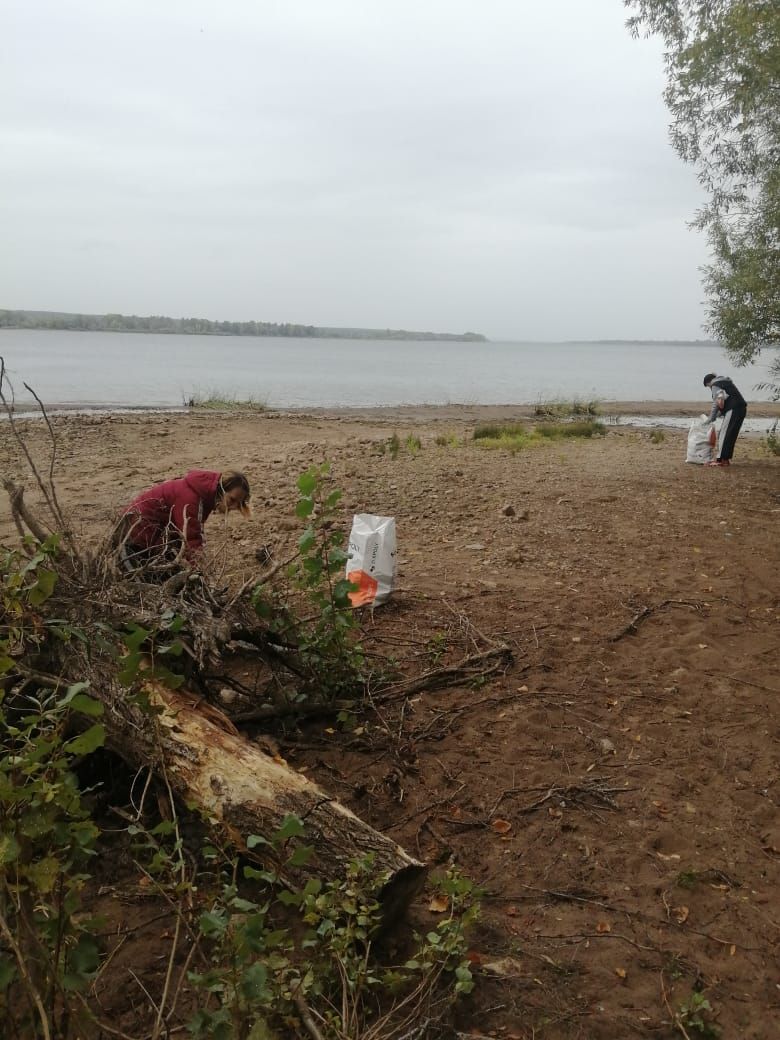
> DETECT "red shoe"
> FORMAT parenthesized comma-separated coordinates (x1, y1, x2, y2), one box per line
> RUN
(708, 459, 730, 467)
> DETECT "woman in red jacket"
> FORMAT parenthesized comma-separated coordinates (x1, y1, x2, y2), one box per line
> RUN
(117, 469, 251, 573)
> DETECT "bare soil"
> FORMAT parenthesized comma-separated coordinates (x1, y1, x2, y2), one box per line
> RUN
(2, 404, 779, 1039)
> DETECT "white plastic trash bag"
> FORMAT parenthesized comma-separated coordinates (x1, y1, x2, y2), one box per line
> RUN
(686, 414, 717, 465)
(346, 514, 397, 607)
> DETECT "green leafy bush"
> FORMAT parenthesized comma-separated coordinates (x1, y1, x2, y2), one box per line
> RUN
(185, 820, 480, 1040)
(252, 464, 365, 701)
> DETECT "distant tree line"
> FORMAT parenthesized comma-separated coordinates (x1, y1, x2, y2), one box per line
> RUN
(0, 309, 486, 343)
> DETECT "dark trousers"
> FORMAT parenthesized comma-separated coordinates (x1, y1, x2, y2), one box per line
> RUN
(718, 407, 746, 460)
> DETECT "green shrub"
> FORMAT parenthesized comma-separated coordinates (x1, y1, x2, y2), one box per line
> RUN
(187, 829, 480, 1040)
(252, 463, 365, 701)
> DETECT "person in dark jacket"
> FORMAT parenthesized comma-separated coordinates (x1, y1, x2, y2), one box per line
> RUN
(703, 373, 747, 467)
(117, 469, 251, 572)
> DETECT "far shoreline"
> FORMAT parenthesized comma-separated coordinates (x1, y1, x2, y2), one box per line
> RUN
(5, 400, 780, 423)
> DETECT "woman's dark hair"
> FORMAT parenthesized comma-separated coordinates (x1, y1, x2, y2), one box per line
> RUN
(217, 471, 251, 515)
(703, 373, 717, 387)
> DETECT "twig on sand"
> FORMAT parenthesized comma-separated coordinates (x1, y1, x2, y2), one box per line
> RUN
(609, 599, 703, 642)
(702, 671, 780, 695)
(660, 972, 693, 1040)
(373, 644, 512, 703)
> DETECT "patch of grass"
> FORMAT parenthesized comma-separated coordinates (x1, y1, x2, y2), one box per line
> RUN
(406, 433, 422, 455)
(676, 869, 700, 889)
(388, 433, 401, 459)
(535, 420, 606, 440)
(534, 398, 601, 419)
(473, 419, 604, 452)
(649, 429, 666, 444)
(434, 431, 462, 447)
(185, 390, 268, 412)
(474, 422, 527, 440)
(473, 422, 532, 453)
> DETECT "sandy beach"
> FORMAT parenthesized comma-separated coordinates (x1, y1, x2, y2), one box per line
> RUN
(1, 403, 779, 1038)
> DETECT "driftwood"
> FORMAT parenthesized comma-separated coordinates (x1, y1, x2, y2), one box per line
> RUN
(97, 677, 426, 923)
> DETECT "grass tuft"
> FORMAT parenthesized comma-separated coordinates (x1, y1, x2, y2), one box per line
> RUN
(534, 398, 601, 420)
(434, 432, 462, 447)
(474, 419, 605, 452)
(185, 390, 268, 412)
(474, 422, 526, 441)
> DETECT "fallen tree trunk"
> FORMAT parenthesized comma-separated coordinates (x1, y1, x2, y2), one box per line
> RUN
(97, 676, 426, 924)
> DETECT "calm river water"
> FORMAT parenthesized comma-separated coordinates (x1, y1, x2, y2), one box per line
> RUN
(0, 329, 776, 410)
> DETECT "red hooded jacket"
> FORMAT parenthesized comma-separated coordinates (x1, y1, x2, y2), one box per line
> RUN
(122, 470, 220, 557)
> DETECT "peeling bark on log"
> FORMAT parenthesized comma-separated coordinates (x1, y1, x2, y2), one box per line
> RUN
(97, 677, 426, 924)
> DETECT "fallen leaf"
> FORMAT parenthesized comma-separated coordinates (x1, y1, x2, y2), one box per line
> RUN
(615, 967, 627, 979)
(596, 921, 612, 933)
(730, 944, 736, 956)
(697, 643, 708, 649)
(652, 800, 671, 817)
(466, 949, 483, 965)
(517, 685, 529, 693)
(657, 852, 681, 862)
(505, 905, 519, 916)
(673, 905, 689, 924)
(548, 806, 563, 819)
(324, 727, 335, 734)
(492, 818, 512, 834)
(428, 893, 449, 913)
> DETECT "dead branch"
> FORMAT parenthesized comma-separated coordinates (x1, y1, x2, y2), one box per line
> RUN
(0, 359, 80, 557)
(489, 776, 629, 819)
(21, 381, 70, 540)
(609, 599, 704, 642)
(702, 670, 780, 695)
(373, 644, 512, 703)
(3, 479, 49, 544)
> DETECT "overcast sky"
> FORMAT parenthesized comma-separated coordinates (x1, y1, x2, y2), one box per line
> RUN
(1, 0, 711, 340)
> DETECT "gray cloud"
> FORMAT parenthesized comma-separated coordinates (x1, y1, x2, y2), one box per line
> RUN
(1, 0, 710, 338)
